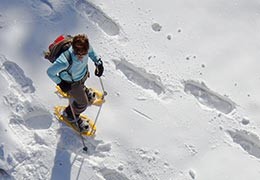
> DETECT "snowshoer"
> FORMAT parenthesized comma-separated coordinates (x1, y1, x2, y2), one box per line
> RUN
(47, 34, 104, 132)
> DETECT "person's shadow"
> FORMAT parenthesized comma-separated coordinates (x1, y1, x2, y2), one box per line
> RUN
(50, 123, 74, 180)
(50, 118, 105, 180)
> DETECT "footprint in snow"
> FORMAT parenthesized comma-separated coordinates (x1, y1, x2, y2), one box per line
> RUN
(22, 107, 53, 130)
(113, 58, 165, 95)
(74, 0, 120, 36)
(184, 80, 236, 114)
(9, 108, 53, 131)
(227, 129, 260, 159)
(28, 0, 62, 22)
(2, 61, 35, 93)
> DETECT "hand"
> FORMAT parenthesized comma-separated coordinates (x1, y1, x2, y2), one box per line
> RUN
(58, 80, 71, 92)
(94, 59, 104, 77)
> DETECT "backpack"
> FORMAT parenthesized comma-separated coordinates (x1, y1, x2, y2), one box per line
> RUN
(44, 34, 73, 63)
(44, 35, 74, 81)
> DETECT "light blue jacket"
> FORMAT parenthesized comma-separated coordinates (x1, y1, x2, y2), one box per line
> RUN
(47, 46, 99, 84)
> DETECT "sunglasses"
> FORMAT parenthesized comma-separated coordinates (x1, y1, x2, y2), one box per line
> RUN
(74, 50, 87, 56)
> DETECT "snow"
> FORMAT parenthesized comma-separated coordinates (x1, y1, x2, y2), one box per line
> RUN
(0, 0, 260, 179)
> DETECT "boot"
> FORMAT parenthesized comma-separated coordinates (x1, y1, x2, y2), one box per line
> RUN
(62, 106, 76, 122)
(77, 118, 90, 133)
(85, 87, 96, 103)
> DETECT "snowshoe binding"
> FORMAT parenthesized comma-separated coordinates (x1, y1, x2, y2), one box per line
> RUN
(77, 118, 90, 133)
(56, 85, 105, 106)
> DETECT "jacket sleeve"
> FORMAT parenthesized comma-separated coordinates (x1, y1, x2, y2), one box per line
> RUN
(88, 45, 100, 63)
(46, 54, 69, 84)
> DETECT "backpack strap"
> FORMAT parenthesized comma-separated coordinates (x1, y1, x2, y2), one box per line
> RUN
(59, 50, 74, 82)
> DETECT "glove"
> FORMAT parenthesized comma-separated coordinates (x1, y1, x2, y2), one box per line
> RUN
(58, 80, 71, 93)
(94, 59, 104, 77)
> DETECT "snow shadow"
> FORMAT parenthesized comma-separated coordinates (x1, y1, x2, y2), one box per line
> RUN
(0, 168, 13, 180)
(227, 129, 260, 159)
(0, 14, 8, 29)
(184, 80, 236, 114)
(2, 61, 35, 93)
(74, 0, 120, 36)
(51, 126, 83, 180)
(113, 59, 165, 95)
(51, 123, 112, 179)
(50, 148, 72, 180)
(57, 126, 110, 156)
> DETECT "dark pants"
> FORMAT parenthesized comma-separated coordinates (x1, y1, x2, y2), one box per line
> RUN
(66, 73, 89, 117)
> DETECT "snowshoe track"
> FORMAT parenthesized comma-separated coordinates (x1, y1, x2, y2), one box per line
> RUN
(113, 58, 165, 95)
(2, 61, 35, 93)
(0, 58, 35, 94)
(184, 80, 236, 114)
(227, 129, 260, 159)
(74, 0, 120, 36)
(29, 0, 62, 22)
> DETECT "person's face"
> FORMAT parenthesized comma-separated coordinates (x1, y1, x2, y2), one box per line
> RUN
(74, 49, 87, 60)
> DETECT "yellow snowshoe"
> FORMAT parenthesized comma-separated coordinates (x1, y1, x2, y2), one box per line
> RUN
(54, 106, 96, 136)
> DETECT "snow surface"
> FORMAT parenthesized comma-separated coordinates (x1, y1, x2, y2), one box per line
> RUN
(0, 0, 260, 179)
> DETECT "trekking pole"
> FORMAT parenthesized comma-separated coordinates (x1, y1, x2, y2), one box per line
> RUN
(90, 103, 102, 135)
(99, 77, 107, 96)
(89, 77, 106, 135)
(69, 98, 88, 152)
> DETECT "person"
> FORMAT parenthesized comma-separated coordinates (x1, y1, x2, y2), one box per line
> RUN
(47, 34, 104, 132)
